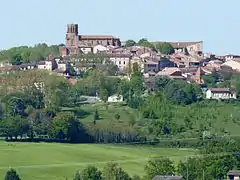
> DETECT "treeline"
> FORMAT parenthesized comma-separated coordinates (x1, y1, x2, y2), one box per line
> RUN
(0, 43, 60, 65)
(4, 140, 240, 180)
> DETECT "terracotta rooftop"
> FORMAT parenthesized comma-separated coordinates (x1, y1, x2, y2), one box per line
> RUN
(80, 35, 119, 39)
(157, 67, 181, 76)
(108, 53, 132, 58)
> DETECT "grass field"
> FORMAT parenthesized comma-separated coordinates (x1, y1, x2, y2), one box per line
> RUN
(0, 142, 196, 180)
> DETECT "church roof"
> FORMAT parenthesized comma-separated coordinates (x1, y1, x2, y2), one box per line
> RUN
(80, 35, 119, 39)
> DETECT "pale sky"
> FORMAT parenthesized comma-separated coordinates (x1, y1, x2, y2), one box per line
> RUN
(0, 0, 239, 55)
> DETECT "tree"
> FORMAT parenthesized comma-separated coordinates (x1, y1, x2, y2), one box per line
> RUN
(102, 162, 131, 180)
(177, 157, 201, 180)
(132, 62, 140, 73)
(4, 168, 21, 180)
(138, 38, 148, 45)
(81, 165, 102, 180)
(10, 54, 23, 65)
(125, 40, 136, 47)
(144, 158, 175, 179)
(2, 116, 29, 139)
(94, 109, 100, 121)
(73, 170, 81, 180)
(114, 113, 120, 120)
(99, 88, 108, 103)
(137, 38, 156, 51)
(156, 42, 174, 55)
(51, 111, 88, 142)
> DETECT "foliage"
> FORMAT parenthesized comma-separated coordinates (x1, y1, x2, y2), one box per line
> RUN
(114, 113, 120, 120)
(102, 162, 131, 180)
(0, 43, 59, 64)
(94, 109, 100, 121)
(73, 171, 81, 180)
(81, 166, 102, 180)
(4, 168, 21, 180)
(125, 40, 136, 47)
(144, 157, 175, 179)
(137, 38, 156, 51)
(156, 42, 174, 55)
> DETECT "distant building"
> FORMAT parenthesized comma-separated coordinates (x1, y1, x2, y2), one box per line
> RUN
(206, 88, 237, 100)
(144, 60, 158, 73)
(227, 170, 240, 180)
(107, 95, 123, 103)
(108, 54, 131, 71)
(156, 41, 203, 54)
(221, 60, 240, 72)
(65, 24, 121, 55)
(152, 175, 183, 180)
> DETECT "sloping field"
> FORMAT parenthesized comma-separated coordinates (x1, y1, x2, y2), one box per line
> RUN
(0, 142, 196, 180)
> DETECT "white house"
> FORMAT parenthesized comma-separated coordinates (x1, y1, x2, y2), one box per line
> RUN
(107, 95, 123, 103)
(206, 88, 237, 100)
(37, 60, 53, 71)
(93, 44, 109, 54)
(80, 47, 92, 54)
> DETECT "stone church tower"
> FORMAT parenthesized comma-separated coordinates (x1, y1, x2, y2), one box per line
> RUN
(65, 24, 80, 55)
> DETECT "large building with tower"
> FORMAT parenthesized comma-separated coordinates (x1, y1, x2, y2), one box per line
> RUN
(60, 24, 121, 56)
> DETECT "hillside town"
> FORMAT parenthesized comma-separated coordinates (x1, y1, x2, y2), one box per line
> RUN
(0, 24, 239, 100)
(1, 23, 240, 180)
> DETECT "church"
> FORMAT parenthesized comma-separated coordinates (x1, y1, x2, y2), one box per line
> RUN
(62, 24, 121, 56)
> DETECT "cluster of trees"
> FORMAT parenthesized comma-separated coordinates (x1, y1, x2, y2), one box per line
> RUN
(1, 68, 240, 144)
(4, 139, 240, 180)
(0, 43, 60, 65)
(125, 38, 175, 55)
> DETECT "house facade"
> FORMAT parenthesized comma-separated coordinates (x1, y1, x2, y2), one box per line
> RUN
(93, 44, 109, 54)
(108, 54, 131, 71)
(144, 60, 158, 73)
(158, 57, 176, 70)
(206, 88, 237, 100)
(227, 170, 240, 180)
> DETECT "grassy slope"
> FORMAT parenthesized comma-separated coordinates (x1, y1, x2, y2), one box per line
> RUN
(0, 142, 196, 180)
(76, 103, 240, 136)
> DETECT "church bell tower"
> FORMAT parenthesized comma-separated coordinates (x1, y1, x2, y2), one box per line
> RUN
(66, 24, 79, 47)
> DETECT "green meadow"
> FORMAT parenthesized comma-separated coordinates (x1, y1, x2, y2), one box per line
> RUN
(0, 142, 196, 180)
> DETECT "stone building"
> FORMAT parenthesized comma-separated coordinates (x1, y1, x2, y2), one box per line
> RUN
(64, 24, 121, 56)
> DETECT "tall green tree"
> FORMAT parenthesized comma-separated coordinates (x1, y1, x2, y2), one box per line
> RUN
(156, 42, 174, 55)
(144, 157, 175, 179)
(102, 162, 131, 180)
(4, 168, 21, 180)
(125, 40, 136, 47)
(81, 165, 102, 180)
(73, 170, 81, 180)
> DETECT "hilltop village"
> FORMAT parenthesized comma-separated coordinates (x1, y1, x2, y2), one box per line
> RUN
(0, 24, 240, 180)
(1, 24, 239, 99)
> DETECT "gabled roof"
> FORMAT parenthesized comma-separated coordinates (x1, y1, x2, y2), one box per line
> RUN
(157, 67, 181, 76)
(208, 88, 232, 93)
(227, 170, 240, 176)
